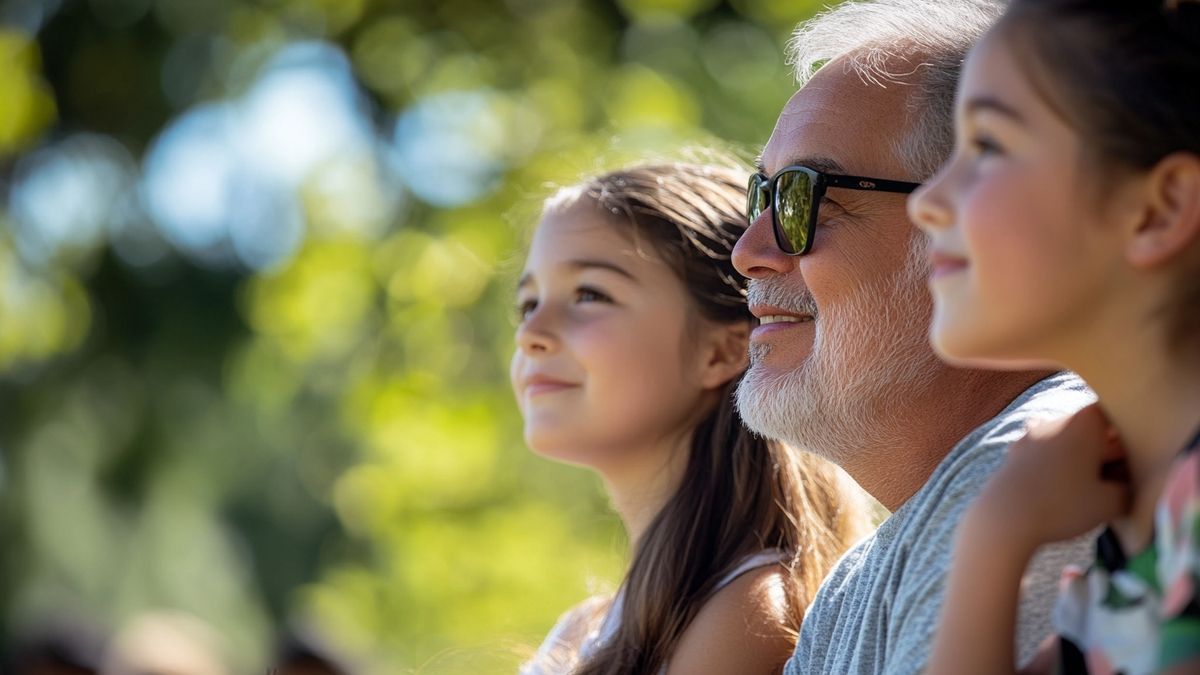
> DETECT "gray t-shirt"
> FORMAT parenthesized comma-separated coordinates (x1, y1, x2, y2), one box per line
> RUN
(787, 373, 1096, 675)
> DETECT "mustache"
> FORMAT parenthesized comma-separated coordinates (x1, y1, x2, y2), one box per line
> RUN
(746, 278, 819, 318)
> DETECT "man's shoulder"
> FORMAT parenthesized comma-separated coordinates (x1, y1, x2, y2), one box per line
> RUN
(884, 373, 1094, 649)
(951, 372, 1094, 463)
(922, 373, 1095, 501)
(806, 531, 875, 596)
(817, 374, 1094, 579)
(790, 374, 1096, 674)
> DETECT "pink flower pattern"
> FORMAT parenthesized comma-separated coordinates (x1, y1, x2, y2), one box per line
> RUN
(1051, 430, 1200, 674)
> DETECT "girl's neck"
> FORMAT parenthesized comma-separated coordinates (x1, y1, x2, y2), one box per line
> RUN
(1076, 347, 1200, 491)
(1052, 290, 1199, 487)
(601, 433, 692, 548)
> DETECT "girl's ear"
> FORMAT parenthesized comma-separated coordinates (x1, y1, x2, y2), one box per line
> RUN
(1127, 152, 1200, 269)
(697, 320, 751, 390)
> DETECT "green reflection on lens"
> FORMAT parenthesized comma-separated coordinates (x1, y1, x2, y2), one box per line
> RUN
(776, 170, 812, 253)
(747, 175, 769, 221)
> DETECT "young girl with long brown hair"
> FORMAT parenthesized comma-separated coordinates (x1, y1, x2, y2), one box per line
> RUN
(512, 162, 870, 675)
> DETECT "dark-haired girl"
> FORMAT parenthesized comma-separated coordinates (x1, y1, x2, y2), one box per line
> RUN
(909, 2, 1200, 672)
(512, 163, 871, 675)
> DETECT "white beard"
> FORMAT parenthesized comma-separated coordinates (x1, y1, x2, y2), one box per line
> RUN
(736, 237, 942, 467)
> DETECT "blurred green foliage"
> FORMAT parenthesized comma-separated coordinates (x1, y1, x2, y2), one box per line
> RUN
(0, 0, 832, 672)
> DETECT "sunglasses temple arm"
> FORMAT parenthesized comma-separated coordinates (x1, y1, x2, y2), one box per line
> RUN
(824, 175, 921, 193)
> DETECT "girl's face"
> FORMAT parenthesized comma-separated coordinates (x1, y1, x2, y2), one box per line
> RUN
(510, 200, 721, 471)
(907, 28, 1129, 369)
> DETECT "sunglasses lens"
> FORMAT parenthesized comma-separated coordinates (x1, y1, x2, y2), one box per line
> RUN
(746, 174, 770, 222)
(775, 169, 814, 255)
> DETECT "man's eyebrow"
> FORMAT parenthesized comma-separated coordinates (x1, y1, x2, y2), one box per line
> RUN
(517, 258, 637, 289)
(797, 156, 847, 175)
(759, 155, 848, 177)
(964, 95, 1027, 124)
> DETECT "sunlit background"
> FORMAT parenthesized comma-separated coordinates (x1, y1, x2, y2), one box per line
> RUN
(0, 0, 829, 672)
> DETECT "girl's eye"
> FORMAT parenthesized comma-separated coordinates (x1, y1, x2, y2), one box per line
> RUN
(970, 134, 1005, 157)
(575, 286, 612, 304)
(516, 298, 537, 320)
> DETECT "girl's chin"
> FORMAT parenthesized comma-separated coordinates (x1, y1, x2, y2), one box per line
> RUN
(930, 331, 1062, 373)
(525, 436, 594, 465)
(525, 436, 634, 474)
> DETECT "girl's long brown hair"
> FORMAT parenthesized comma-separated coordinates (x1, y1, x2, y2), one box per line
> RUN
(545, 163, 870, 675)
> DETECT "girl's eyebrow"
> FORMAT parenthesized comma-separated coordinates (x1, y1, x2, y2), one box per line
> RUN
(567, 258, 637, 280)
(964, 95, 1028, 124)
(517, 258, 637, 289)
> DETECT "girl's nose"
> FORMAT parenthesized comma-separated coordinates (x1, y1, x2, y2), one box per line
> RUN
(907, 170, 955, 234)
(515, 307, 559, 356)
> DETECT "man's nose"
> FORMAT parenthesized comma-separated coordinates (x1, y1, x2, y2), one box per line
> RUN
(733, 208, 799, 279)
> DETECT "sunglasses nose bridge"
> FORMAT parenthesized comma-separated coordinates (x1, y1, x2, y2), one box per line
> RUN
(746, 175, 771, 220)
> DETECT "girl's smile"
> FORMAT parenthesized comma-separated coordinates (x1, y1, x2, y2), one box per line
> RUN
(510, 199, 715, 471)
(518, 373, 580, 398)
(926, 249, 968, 281)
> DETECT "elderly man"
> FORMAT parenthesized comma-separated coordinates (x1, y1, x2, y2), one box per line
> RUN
(733, 1, 1094, 672)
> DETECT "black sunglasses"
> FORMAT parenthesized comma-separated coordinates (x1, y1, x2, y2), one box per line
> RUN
(747, 165, 922, 256)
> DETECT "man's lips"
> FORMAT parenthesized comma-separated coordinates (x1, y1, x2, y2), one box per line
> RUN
(749, 305, 814, 335)
(928, 250, 968, 279)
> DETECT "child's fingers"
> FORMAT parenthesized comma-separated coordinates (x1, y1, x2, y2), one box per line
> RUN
(1063, 403, 1111, 440)
(1100, 430, 1126, 463)
(1072, 402, 1107, 424)
(1061, 404, 1127, 466)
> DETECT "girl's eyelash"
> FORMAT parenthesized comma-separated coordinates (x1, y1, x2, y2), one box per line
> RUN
(575, 286, 612, 303)
(516, 298, 537, 319)
(515, 286, 613, 320)
(971, 134, 1004, 155)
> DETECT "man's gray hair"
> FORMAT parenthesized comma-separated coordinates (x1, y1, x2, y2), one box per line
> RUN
(787, 0, 1005, 179)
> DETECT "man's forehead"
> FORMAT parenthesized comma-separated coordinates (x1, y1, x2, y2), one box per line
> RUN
(759, 67, 910, 177)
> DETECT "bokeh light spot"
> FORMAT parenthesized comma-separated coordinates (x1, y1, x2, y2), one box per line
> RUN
(0, 28, 57, 155)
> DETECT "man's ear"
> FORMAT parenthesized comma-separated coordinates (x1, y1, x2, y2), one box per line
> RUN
(1126, 152, 1200, 269)
(697, 320, 751, 390)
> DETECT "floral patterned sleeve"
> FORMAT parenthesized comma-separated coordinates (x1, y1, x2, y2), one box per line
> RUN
(1155, 434, 1200, 670)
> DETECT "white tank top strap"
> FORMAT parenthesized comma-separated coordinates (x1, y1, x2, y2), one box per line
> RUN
(524, 549, 789, 674)
(712, 547, 788, 593)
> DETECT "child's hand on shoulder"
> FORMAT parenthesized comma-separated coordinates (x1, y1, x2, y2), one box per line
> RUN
(970, 404, 1132, 550)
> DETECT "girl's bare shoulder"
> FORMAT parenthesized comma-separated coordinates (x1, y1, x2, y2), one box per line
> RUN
(666, 565, 795, 675)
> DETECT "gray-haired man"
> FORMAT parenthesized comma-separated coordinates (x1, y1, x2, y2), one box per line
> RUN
(733, 1, 1093, 672)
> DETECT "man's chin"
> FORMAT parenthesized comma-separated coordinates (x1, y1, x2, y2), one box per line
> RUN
(735, 357, 868, 465)
(734, 364, 812, 446)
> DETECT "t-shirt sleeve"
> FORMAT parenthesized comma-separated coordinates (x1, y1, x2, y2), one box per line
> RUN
(884, 414, 1092, 674)
(1017, 530, 1094, 667)
(882, 436, 1007, 674)
(1156, 448, 1200, 670)
(787, 542, 866, 675)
